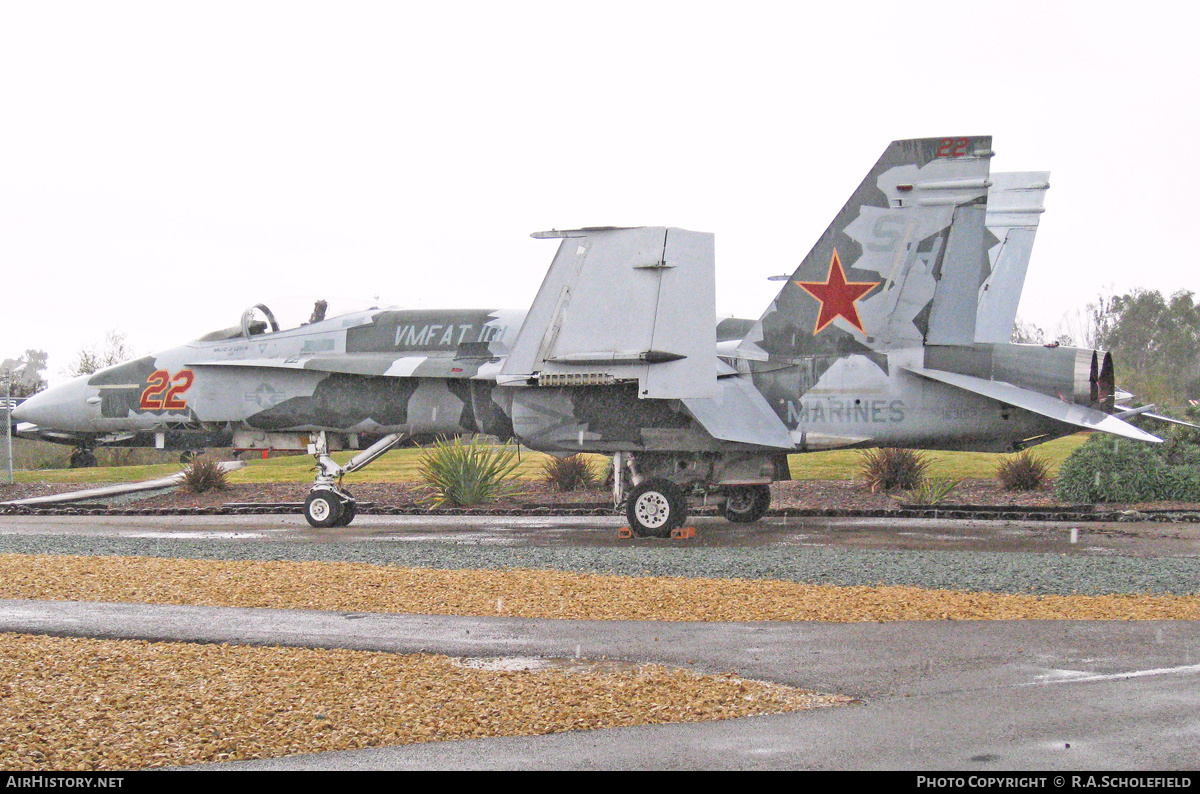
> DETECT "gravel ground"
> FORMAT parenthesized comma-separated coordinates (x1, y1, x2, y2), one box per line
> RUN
(0, 530, 1196, 596)
(0, 542, 1195, 770)
(4, 476, 1198, 597)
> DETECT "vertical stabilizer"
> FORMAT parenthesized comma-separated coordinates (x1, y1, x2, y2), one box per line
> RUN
(975, 172, 1051, 343)
(500, 226, 717, 399)
(737, 136, 994, 360)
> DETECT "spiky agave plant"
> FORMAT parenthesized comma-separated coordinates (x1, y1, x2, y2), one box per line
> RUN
(996, 450, 1051, 491)
(417, 436, 521, 507)
(180, 458, 227, 493)
(858, 447, 930, 492)
(539, 454, 599, 492)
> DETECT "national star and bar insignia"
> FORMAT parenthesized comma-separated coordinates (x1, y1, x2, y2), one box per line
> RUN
(796, 249, 881, 335)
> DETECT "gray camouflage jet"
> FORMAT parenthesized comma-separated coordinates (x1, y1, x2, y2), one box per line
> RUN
(14, 136, 1163, 533)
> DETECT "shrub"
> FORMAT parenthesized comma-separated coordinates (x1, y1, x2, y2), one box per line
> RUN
(858, 448, 929, 492)
(996, 450, 1051, 491)
(1155, 402, 1200, 466)
(417, 436, 521, 507)
(540, 454, 599, 492)
(1053, 434, 1200, 503)
(180, 458, 227, 493)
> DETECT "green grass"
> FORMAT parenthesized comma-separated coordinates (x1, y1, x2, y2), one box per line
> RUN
(9, 436, 1089, 486)
(787, 435, 1086, 480)
(217, 448, 610, 486)
(10, 462, 187, 485)
(6, 439, 181, 473)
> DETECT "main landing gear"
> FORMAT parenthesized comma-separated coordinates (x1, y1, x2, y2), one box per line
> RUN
(612, 451, 776, 538)
(69, 445, 97, 468)
(626, 478, 688, 538)
(303, 431, 407, 528)
(721, 484, 772, 523)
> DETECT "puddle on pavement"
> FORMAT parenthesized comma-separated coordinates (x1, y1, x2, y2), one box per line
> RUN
(452, 656, 647, 674)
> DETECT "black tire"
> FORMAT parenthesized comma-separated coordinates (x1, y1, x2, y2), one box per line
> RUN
(333, 496, 357, 527)
(626, 478, 687, 538)
(70, 450, 97, 468)
(722, 484, 771, 524)
(304, 490, 343, 528)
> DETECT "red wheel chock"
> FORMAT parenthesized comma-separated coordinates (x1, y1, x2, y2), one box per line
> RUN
(617, 526, 697, 539)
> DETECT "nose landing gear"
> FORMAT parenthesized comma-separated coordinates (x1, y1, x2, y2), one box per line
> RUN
(304, 487, 356, 528)
(303, 430, 407, 528)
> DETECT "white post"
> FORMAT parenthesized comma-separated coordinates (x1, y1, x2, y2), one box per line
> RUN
(4, 375, 13, 485)
(611, 451, 624, 506)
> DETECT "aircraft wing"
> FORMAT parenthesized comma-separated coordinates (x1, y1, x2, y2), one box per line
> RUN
(904, 365, 1162, 443)
(500, 226, 717, 399)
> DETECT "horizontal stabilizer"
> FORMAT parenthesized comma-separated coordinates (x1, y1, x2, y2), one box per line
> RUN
(904, 365, 1162, 443)
(1114, 403, 1200, 430)
(1137, 411, 1200, 431)
(681, 377, 794, 449)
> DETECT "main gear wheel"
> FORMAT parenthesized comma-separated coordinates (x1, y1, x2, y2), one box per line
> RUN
(626, 478, 688, 538)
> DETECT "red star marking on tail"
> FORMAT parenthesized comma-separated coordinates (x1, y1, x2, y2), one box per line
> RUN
(796, 250, 880, 335)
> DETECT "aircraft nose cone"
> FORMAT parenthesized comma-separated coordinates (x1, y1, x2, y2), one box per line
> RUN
(9, 377, 96, 431)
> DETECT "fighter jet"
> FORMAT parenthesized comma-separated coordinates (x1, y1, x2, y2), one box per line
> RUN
(14, 136, 1162, 534)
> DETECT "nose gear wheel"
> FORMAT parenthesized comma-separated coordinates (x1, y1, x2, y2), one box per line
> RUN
(304, 489, 346, 528)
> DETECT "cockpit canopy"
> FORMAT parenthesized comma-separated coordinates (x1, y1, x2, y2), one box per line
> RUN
(195, 298, 373, 342)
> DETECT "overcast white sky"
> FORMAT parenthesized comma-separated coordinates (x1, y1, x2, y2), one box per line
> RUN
(3, 1, 1198, 383)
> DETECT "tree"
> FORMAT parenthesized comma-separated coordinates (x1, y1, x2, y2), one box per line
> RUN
(1011, 317, 1047, 344)
(1015, 294, 1115, 348)
(65, 330, 137, 377)
(0, 350, 49, 398)
(1015, 290, 1200, 409)
(1054, 293, 1115, 349)
(1096, 289, 1200, 407)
